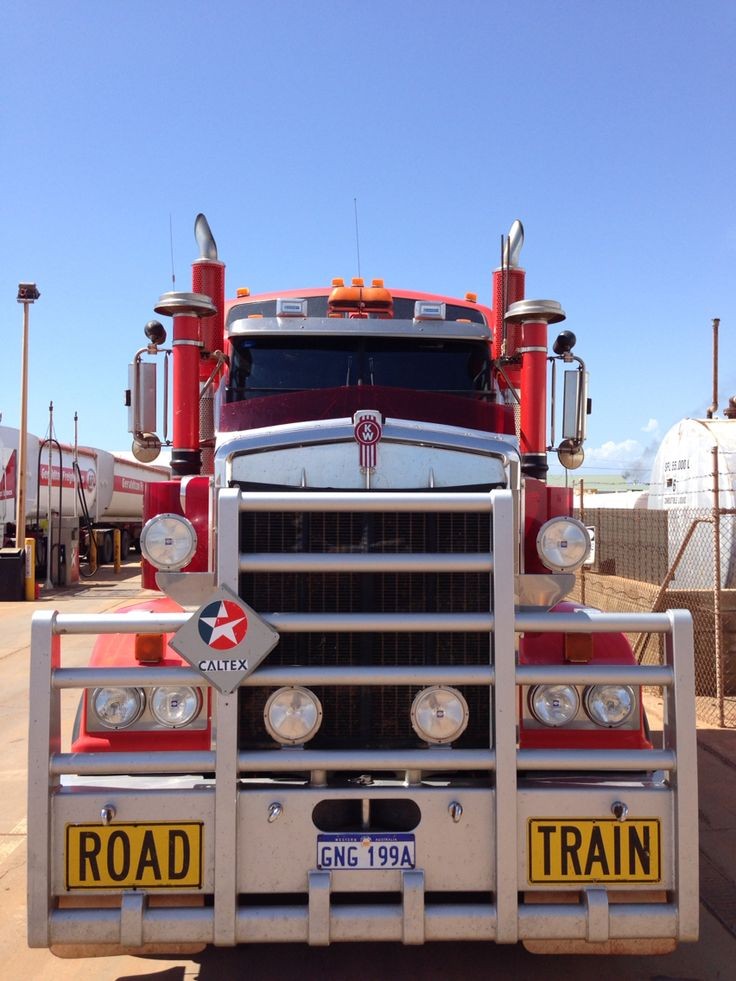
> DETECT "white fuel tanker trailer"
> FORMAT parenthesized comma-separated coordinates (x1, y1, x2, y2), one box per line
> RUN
(648, 412, 736, 588)
(0, 424, 168, 583)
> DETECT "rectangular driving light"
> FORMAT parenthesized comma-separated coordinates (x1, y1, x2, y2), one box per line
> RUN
(414, 300, 446, 321)
(276, 298, 308, 317)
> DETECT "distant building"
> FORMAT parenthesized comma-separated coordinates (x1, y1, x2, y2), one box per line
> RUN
(547, 472, 648, 509)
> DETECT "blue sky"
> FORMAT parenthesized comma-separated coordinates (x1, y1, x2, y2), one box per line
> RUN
(1, 0, 734, 486)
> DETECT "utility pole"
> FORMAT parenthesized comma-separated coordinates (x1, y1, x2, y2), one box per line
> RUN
(15, 283, 40, 550)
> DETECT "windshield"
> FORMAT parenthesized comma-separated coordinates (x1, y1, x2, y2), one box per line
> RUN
(227, 336, 491, 402)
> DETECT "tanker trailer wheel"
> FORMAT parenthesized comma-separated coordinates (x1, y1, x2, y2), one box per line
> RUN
(98, 531, 114, 565)
(34, 536, 47, 576)
(120, 529, 131, 557)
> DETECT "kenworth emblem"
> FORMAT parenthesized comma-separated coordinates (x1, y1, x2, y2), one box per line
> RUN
(353, 409, 382, 472)
(170, 585, 280, 694)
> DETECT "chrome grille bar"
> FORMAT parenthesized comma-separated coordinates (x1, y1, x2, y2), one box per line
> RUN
(241, 552, 493, 573)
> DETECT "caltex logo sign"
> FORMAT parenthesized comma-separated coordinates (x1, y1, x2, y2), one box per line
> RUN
(197, 600, 249, 650)
(170, 585, 280, 694)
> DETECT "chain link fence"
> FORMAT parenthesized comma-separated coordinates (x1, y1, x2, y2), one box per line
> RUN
(572, 504, 736, 729)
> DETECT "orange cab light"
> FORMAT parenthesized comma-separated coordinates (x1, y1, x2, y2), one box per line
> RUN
(247, 313, 263, 318)
(236, 287, 251, 297)
(362, 284, 393, 314)
(564, 633, 594, 663)
(465, 291, 478, 303)
(332, 277, 345, 287)
(351, 277, 364, 287)
(329, 280, 393, 317)
(328, 284, 364, 310)
(371, 278, 384, 288)
(135, 633, 165, 664)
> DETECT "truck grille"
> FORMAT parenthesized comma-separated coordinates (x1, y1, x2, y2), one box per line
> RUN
(237, 510, 492, 752)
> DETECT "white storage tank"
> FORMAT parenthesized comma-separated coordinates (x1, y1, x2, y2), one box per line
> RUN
(1, 424, 40, 535)
(648, 417, 736, 587)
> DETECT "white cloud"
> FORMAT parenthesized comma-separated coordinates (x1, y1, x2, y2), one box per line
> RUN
(585, 439, 642, 464)
(579, 426, 663, 481)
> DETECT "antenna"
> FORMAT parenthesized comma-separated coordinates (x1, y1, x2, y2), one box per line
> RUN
(169, 213, 176, 288)
(353, 197, 362, 279)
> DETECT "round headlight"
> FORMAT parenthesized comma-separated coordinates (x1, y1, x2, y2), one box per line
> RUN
(584, 684, 636, 727)
(410, 686, 469, 744)
(536, 516, 591, 572)
(91, 687, 145, 729)
(528, 684, 580, 727)
(264, 687, 323, 745)
(140, 513, 197, 571)
(150, 686, 203, 727)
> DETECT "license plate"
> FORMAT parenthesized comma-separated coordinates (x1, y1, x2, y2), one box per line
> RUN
(66, 822, 203, 889)
(317, 833, 415, 870)
(528, 818, 660, 883)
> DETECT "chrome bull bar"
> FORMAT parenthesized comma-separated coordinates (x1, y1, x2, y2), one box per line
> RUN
(28, 488, 698, 949)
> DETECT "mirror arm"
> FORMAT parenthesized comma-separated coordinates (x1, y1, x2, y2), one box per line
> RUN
(493, 360, 522, 405)
(200, 351, 230, 400)
(571, 356, 587, 444)
(548, 357, 557, 449)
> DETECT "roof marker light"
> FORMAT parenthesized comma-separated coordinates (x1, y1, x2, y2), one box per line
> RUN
(236, 287, 250, 297)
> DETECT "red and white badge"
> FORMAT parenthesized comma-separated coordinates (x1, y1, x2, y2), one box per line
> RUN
(354, 410, 382, 471)
(197, 599, 248, 650)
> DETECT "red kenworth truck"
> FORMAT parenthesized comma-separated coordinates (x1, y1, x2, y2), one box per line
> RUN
(28, 215, 697, 956)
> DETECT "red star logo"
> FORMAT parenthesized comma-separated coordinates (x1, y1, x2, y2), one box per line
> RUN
(197, 600, 249, 650)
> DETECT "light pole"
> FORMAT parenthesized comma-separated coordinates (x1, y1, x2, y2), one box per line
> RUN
(16, 283, 40, 552)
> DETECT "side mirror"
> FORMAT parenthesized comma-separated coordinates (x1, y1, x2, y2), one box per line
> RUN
(125, 318, 174, 463)
(132, 432, 162, 463)
(557, 438, 584, 470)
(127, 359, 159, 460)
(562, 367, 588, 441)
(127, 359, 157, 435)
(556, 366, 589, 470)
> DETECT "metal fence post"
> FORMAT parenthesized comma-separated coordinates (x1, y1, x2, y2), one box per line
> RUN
(712, 445, 725, 727)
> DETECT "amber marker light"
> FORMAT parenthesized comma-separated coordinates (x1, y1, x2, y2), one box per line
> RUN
(135, 634, 165, 664)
